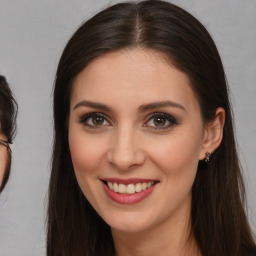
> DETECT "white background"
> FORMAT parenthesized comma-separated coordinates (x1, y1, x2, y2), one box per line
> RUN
(0, 0, 255, 255)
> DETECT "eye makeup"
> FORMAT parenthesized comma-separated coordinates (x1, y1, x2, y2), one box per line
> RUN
(79, 112, 111, 129)
(143, 112, 179, 131)
(78, 111, 179, 132)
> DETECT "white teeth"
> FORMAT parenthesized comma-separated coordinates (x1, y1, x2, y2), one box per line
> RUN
(107, 181, 155, 194)
(118, 184, 126, 194)
(113, 182, 118, 192)
(127, 184, 135, 194)
(107, 182, 113, 190)
(135, 183, 142, 193)
(142, 182, 147, 190)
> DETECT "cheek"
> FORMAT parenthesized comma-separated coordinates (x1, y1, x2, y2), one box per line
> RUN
(70, 143, 98, 173)
(68, 125, 108, 178)
(68, 134, 100, 202)
(148, 131, 202, 180)
(68, 128, 109, 212)
(69, 139, 100, 177)
(147, 134, 201, 217)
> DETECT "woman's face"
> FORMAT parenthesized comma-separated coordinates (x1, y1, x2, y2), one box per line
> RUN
(0, 133, 9, 188)
(69, 49, 208, 234)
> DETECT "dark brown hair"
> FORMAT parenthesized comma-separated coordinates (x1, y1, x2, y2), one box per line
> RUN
(48, 1, 256, 255)
(0, 75, 17, 193)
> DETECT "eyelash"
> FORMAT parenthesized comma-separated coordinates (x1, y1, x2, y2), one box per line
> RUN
(79, 112, 178, 130)
(79, 113, 111, 128)
(143, 112, 178, 130)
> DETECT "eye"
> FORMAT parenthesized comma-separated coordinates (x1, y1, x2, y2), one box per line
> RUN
(151, 116, 167, 127)
(144, 113, 178, 129)
(79, 113, 110, 127)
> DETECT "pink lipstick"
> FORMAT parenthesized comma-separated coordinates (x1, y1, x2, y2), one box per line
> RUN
(101, 178, 158, 204)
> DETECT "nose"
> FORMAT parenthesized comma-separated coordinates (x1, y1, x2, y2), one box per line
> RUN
(107, 126, 146, 171)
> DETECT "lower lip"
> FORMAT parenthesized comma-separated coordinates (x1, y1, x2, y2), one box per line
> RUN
(102, 182, 157, 204)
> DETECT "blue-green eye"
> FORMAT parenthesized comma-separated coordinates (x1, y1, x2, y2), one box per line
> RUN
(145, 113, 177, 129)
(79, 113, 110, 127)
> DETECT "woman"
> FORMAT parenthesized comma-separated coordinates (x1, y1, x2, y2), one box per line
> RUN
(48, 1, 256, 255)
(0, 75, 17, 193)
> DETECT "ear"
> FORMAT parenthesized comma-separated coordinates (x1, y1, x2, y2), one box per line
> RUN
(199, 107, 225, 160)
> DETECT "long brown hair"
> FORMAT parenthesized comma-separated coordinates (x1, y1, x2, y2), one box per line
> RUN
(0, 75, 17, 193)
(48, 1, 256, 255)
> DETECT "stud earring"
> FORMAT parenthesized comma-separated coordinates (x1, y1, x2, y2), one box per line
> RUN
(204, 152, 211, 162)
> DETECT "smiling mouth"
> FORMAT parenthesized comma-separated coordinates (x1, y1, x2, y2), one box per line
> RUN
(101, 180, 158, 195)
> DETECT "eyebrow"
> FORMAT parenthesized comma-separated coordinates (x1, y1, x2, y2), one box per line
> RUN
(138, 100, 186, 113)
(73, 100, 113, 112)
(73, 100, 186, 112)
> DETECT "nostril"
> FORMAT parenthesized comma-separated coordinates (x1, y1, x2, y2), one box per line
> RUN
(107, 148, 146, 171)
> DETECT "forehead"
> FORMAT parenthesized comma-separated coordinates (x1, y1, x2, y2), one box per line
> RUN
(71, 49, 198, 111)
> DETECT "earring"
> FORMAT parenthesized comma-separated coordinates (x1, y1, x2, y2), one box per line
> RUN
(204, 152, 211, 162)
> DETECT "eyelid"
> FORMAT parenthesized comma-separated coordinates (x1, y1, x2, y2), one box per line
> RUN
(78, 111, 178, 130)
(79, 112, 112, 127)
(143, 112, 178, 129)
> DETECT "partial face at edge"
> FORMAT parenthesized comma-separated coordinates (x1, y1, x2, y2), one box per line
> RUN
(0, 133, 9, 190)
(68, 49, 208, 234)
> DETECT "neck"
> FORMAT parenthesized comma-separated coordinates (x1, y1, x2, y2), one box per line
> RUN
(111, 200, 201, 256)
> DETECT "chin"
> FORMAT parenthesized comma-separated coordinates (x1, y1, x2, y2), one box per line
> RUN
(110, 222, 150, 234)
(103, 211, 156, 234)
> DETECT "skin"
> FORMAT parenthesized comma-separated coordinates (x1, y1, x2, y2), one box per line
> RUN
(68, 49, 225, 256)
(0, 133, 8, 188)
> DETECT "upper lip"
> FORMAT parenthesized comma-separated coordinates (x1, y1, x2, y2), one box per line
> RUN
(100, 178, 159, 185)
